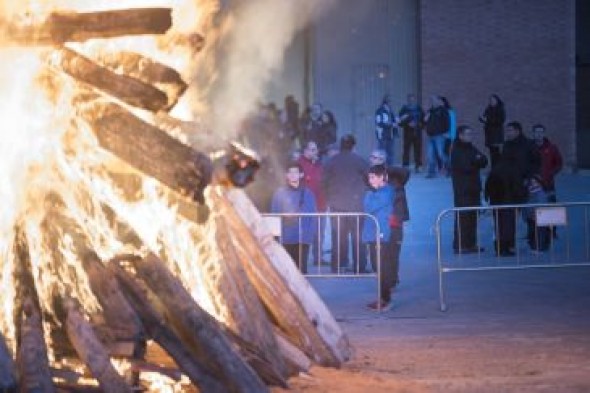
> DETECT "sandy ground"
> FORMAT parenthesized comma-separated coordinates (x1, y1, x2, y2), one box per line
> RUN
(273, 173, 590, 393)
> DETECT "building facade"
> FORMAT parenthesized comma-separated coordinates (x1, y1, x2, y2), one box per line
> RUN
(270, 0, 585, 168)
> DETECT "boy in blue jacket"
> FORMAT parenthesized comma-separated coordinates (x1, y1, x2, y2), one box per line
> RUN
(362, 164, 396, 310)
(271, 162, 317, 273)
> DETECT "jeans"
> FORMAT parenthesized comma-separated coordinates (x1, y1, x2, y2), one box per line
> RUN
(426, 134, 447, 176)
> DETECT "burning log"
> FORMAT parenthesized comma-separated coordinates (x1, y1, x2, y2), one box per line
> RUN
(80, 102, 212, 203)
(110, 259, 229, 393)
(0, 332, 16, 390)
(63, 297, 132, 393)
(127, 253, 269, 392)
(3, 8, 172, 45)
(17, 298, 56, 393)
(211, 188, 351, 366)
(81, 252, 143, 342)
(56, 48, 169, 112)
(12, 224, 43, 354)
(97, 51, 188, 110)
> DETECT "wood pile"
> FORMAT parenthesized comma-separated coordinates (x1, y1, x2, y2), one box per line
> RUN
(0, 5, 351, 393)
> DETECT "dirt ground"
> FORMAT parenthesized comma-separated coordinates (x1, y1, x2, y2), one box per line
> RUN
(273, 321, 590, 393)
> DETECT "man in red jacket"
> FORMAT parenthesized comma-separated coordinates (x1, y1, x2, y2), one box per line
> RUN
(532, 124, 563, 239)
(532, 124, 563, 203)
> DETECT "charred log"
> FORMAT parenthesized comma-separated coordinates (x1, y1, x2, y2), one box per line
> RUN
(63, 297, 132, 393)
(3, 8, 172, 45)
(0, 332, 16, 391)
(79, 102, 212, 203)
(97, 51, 188, 110)
(56, 48, 169, 112)
(17, 299, 56, 393)
(110, 259, 227, 393)
(81, 252, 143, 342)
(12, 224, 42, 352)
(128, 253, 269, 393)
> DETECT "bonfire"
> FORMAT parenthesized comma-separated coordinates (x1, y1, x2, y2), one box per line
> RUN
(0, 1, 350, 392)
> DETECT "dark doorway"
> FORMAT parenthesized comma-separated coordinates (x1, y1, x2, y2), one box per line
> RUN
(577, 0, 590, 169)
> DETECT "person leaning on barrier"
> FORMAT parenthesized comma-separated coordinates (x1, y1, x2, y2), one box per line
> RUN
(450, 125, 488, 254)
(270, 161, 317, 274)
(365, 149, 410, 290)
(362, 164, 396, 311)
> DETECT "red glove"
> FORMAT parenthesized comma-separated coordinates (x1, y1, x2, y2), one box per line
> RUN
(389, 214, 402, 229)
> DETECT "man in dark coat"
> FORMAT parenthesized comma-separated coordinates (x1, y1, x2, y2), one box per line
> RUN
(322, 134, 370, 272)
(450, 125, 488, 253)
(484, 121, 541, 256)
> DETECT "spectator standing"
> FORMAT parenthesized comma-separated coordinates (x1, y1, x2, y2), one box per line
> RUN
(531, 124, 563, 203)
(270, 162, 317, 273)
(479, 94, 506, 168)
(298, 140, 327, 263)
(322, 135, 370, 273)
(398, 93, 424, 172)
(424, 95, 450, 178)
(450, 125, 488, 253)
(362, 164, 395, 311)
(366, 149, 410, 289)
(375, 94, 398, 166)
(484, 121, 540, 256)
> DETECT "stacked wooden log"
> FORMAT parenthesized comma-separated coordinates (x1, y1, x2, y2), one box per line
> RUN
(1, 5, 352, 393)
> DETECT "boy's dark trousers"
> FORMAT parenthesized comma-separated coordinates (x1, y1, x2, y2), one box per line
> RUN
(364, 241, 395, 302)
(284, 243, 310, 274)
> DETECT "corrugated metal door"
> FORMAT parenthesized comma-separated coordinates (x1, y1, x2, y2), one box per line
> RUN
(352, 64, 390, 157)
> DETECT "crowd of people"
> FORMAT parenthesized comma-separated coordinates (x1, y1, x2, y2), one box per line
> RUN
(241, 93, 564, 311)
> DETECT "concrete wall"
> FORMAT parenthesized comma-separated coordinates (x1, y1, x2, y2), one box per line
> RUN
(420, 0, 577, 166)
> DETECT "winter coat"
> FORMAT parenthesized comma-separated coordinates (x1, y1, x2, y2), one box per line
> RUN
(322, 151, 370, 212)
(387, 166, 410, 242)
(450, 139, 488, 206)
(398, 104, 424, 134)
(298, 156, 326, 211)
(270, 185, 317, 244)
(484, 161, 527, 205)
(479, 104, 505, 147)
(375, 103, 397, 141)
(501, 133, 542, 188)
(536, 138, 563, 191)
(425, 106, 450, 137)
(362, 184, 395, 244)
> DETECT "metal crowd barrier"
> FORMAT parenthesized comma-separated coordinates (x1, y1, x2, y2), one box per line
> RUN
(262, 212, 383, 309)
(435, 201, 590, 311)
